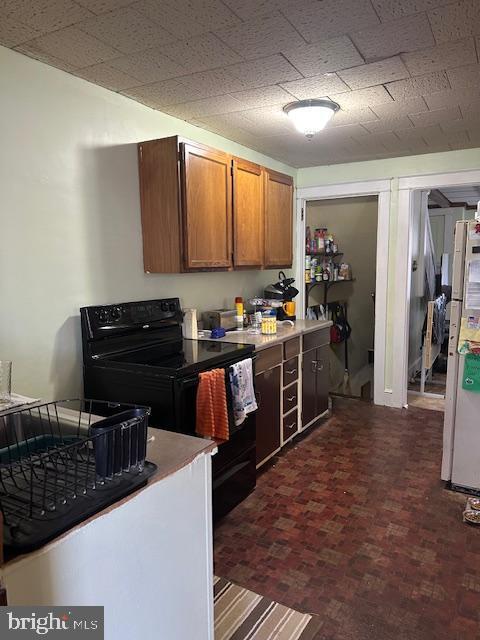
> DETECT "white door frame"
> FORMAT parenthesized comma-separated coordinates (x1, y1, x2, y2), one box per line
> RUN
(395, 168, 480, 408)
(295, 179, 391, 407)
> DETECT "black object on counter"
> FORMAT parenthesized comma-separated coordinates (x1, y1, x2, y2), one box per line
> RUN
(0, 399, 155, 555)
(80, 298, 257, 522)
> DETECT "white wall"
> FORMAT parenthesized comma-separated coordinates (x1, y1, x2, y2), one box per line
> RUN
(0, 47, 296, 400)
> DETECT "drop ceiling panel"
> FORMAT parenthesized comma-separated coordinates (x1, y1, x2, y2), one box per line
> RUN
(386, 71, 450, 100)
(4, 0, 480, 168)
(428, 0, 480, 44)
(402, 38, 477, 76)
(350, 14, 435, 61)
(286, 0, 379, 44)
(338, 57, 409, 90)
(280, 74, 350, 100)
(215, 13, 304, 59)
(281, 36, 364, 78)
(77, 6, 178, 54)
(21, 26, 120, 68)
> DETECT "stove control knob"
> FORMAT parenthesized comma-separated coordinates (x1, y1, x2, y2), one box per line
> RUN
(168, 302, 177, 312)
(161, 302, 169, 312)
(98, 309, 109, 323)
(110, 306, 122, 320)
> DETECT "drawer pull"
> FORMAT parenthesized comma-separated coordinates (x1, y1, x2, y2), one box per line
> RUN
(316, 361, 324, 371)
(287, 395, 296, 402)
(286, 368, 297, 375)
(286, 422, 296, 430)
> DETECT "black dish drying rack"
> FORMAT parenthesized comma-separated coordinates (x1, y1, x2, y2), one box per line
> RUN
(0, 399, 156, 555)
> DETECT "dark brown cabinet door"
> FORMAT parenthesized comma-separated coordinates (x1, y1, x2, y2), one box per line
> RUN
(302, 348, 318, 427)
(264, 169, 293, 268)
(315, 344, 330, 416)
(181, 143, 232, 270)
(232, 158, 264, 268)
(255, 366, 281, 465)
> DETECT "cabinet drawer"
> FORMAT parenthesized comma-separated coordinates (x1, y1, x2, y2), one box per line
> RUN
(256, 344, 282, 373)
(283, 336, 300, 361)
(283, 356, 299, 386)
(283, 382, 298, 414)
(283, 411, 298, 441)
(303, 328, 330, 352)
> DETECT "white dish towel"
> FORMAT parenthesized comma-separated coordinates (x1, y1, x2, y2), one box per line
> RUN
(229, 358, 258, 426)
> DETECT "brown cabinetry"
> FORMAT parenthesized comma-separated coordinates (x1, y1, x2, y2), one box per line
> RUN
(302, 331, 330, 428)
(232, 158, 264, 268)
(138, 136, 293, 273)
(264, 169, 294, 268)
(255, 364, 281, 466)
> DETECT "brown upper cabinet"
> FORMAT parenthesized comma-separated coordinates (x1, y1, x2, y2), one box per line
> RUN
(264, 169, 294, 269)
(138, 135, 293, 273)
(232, 158, 264, 268)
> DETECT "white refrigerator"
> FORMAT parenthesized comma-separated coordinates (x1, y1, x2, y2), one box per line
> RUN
(442, 219, 480, 491)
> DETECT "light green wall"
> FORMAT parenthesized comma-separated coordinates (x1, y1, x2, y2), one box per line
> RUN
(0, 46, 296, 399)
(297, 147, 480, 393)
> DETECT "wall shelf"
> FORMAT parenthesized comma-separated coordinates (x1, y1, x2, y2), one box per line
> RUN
(305, 279, 356, 310)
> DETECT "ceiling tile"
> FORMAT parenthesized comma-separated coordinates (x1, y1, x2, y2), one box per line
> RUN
(402, 38, 477, 76)
(14, 41, 77, 72)
(161, 95, 245, 119)
(409, 105, 462, 127)
(281, 36, 364, 78)
(386, 71, 450, 100)
(228, 85, 294, 109)
(156, 33, 242, 73)
(460, 98, 480, 120)
(428, 0, 480, 44)
(338, 57, 409, 90)
(20, 26, 121, 69)
(441, 116, 480, 132)
(75, 0, 133, 14)
(121, 78, 208, 107)
(77, 6, 178, 54)
(361, 116, 414, 133)
(330, 86, 394, 109)
(447, 63, 480, 90)
(228, 54, 302, 87)
(350, 14, 435, 61)
(108, 49, 185, 84)
(135, 0, 240, 39)
(280, 74, 350, 100)
(0, 0, 93, 33)
(425, 87, 480, 110)
(371, 97, 428, 117)
(0, 16, 39, 47)
(330, 106, 378, 126)
(175, 68, 248, 96)
(286, 0, 379, 44)
(215, 12, 304, 59)
(74, 62, 140, 90)
(371, 0, 456, 21)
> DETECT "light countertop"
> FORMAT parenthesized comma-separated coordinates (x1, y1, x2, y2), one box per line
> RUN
(198, 319, 332, 351)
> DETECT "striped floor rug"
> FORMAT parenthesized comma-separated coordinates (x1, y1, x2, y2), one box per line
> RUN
(214, 577, 322, 640)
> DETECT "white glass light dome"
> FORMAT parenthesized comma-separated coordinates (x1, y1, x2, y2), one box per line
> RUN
(283, 99, 340, 139)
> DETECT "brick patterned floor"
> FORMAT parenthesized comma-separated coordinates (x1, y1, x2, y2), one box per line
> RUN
(214, 398, 480, 640)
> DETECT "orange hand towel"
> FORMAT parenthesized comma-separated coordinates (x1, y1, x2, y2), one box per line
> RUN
(196, 368, 229, 441)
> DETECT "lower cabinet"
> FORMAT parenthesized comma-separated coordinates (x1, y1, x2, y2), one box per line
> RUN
(255, 365, 281, 465)
(302, 333, 330, 428)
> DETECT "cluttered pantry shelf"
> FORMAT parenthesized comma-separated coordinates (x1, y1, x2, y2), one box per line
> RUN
(306, 279, 356, 311)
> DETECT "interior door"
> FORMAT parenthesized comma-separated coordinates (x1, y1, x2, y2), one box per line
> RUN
(315, 344, 330, 416)
(181, 143, 232, 270)
(302, 348, 317, 427)
(255, 366, 281, 465)
(232, 158, 264, 268)
(264, 169, 293, 268)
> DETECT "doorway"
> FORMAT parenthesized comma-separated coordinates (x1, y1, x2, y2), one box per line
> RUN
(305, 197, 378, 401)
(406, 185, 479, 412)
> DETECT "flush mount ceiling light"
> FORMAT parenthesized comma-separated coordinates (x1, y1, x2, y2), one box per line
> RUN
(283, 99, 340, 139)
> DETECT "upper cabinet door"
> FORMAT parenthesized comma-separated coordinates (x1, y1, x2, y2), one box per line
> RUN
(181, 143, 232, 270)
(264, 169, 294, 268)
(232, 158, 264, 268)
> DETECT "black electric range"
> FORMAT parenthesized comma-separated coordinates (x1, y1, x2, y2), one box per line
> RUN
(80, 298, 256, 520)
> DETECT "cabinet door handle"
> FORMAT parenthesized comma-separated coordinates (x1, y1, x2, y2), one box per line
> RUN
(311, 361, 317, 373)
(255, 391, 261, 408)
(286, 422, 296, 430)
(286, 368, 297, 375)
(316, 361, 324, 372)
(287, 395, 296, 402)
